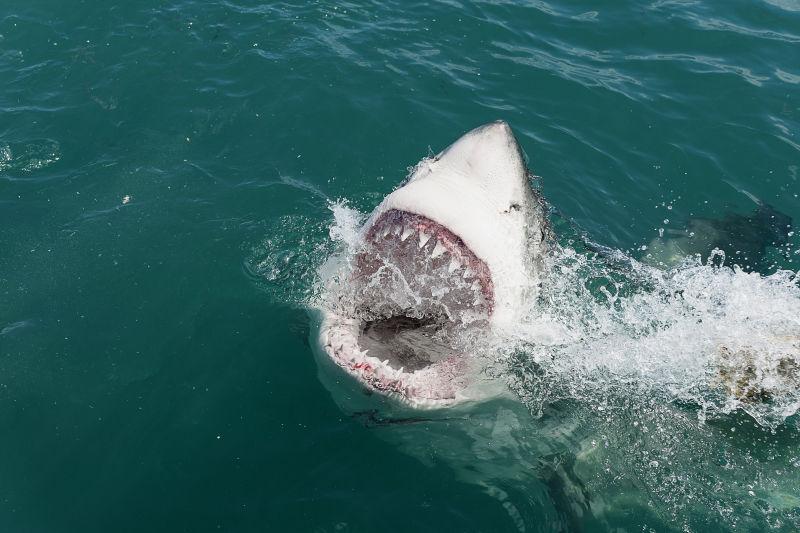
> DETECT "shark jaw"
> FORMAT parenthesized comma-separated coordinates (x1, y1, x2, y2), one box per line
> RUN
(317, 120, 550, 408)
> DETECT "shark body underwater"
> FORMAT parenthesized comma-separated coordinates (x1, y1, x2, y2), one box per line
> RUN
(644, 202, 792, 272)
(314, 120, 550, 408)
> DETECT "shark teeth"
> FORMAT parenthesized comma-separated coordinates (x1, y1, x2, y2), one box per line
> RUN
(448, 257, 461, 273)
(418, 230, 431, 248)
(431, 241, 447, 258)
(400, 226, 414, 241)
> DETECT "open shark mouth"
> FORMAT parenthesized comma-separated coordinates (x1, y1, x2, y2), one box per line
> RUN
(320, 209, 495, 407)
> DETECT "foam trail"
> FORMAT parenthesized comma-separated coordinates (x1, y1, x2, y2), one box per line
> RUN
(500, 247, 800, 428)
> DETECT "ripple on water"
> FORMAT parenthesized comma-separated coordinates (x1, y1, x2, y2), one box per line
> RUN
(764, 0, 800, 12)
(0, 139, 61, 178)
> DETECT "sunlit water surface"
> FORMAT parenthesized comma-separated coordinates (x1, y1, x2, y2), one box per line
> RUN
(2, 0, 800, 531)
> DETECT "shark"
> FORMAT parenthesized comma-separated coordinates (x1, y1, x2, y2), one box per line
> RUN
(314, 121, 551, 408)
(304, 122, 800, 530)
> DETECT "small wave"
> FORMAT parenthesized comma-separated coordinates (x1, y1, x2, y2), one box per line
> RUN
(775, 68, 800, 84)
(0, 320, 33, 336)
(0, 139, 61, 177)
(682, 12, 800, 43)
(764, 0, 800, 12)
(624, 52, 770, 87)
(491, 41, 645, 101)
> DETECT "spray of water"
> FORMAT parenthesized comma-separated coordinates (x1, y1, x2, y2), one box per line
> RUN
(504, 246, 800, 429)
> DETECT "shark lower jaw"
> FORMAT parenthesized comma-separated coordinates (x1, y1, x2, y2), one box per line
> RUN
(321, 208, 495, 407)
(320, 316, 471, 407)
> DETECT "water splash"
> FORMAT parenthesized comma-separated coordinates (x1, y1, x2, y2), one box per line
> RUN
(244, 212, 335, 305)
(0, 139, 61, 176)
(503, 246, 800, 429)
(258, 200, 800, 429)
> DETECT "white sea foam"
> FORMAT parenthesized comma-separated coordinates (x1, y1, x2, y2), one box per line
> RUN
(320, 202, 800, 427)
(327, 201, 365, 250)
(501, 247, 800, 428)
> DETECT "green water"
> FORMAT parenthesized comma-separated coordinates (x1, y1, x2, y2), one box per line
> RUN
(2, 0, 799, 531)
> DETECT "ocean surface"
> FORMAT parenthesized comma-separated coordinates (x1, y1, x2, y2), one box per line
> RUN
(2, 1, 800, 531)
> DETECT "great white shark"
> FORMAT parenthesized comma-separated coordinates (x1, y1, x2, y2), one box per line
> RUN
(313, 120, 798, 412)
(315, 121, 551, 408)
(305, 121, 800, 529)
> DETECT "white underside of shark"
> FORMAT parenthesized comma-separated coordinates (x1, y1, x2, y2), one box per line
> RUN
(315, 121, 550, 408)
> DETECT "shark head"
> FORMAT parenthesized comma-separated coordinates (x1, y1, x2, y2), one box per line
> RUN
(317, 121, 550, 408)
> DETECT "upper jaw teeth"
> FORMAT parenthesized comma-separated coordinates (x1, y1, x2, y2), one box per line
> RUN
(418, 231, 431, 248)
(448, 258, 460, 273)
(371, 218, 480, 283)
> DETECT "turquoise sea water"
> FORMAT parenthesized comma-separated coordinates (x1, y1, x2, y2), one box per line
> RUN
(2, 1, 800, 531)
